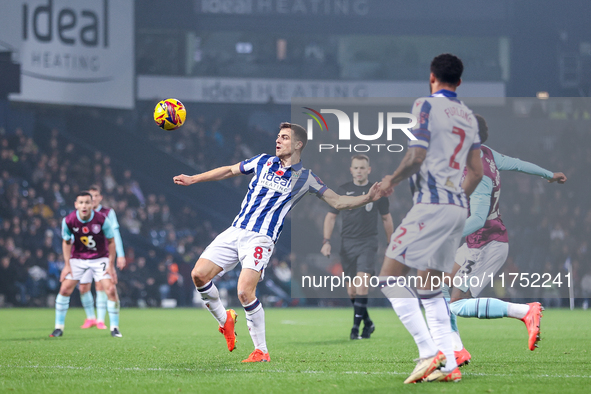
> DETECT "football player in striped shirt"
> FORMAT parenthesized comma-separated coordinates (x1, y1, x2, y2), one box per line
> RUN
(378, 54, 483, 383)
(174, 122, 386, 362)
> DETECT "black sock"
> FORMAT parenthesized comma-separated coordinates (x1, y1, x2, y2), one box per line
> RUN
(350, 297, 356, 306)
(353, 297, 368, 328)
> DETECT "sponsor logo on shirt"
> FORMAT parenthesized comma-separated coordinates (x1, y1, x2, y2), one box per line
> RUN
(259, 167, 292, 193)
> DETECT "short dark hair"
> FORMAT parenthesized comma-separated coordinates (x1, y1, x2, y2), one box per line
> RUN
(430, 53, 463, 86)
(351, 154, 370, 165)
(474, 114, 488, 144)
(279, 122, 307, 151)
(88, 184, 101, 194)
(76, 191, 92, 201)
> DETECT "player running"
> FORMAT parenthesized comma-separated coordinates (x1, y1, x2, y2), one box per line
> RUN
(320, 154, 393, 340)
(173, 122, 387, 363)
(50, 191, 122, 338)
(78, 185, 126, 330)
(377, 53, 483, 383)
(444, 115, 567, 367)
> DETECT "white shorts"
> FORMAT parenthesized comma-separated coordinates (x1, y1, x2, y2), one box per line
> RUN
(454, 241, 509, 297)
(66, 257, 111, 283)
(200, 227, 274, 281)
(385, 204, 466, 273)
(80, 266, 95, 284)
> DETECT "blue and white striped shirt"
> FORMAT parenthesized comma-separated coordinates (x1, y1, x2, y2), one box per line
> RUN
(408, 89, 481, 207)
(232, 154, 328, 242)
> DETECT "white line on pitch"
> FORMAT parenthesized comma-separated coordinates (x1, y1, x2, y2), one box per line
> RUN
(1, 365, 590, 379)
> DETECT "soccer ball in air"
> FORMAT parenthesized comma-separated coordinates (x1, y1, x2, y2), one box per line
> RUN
(153, 98, 186, 130)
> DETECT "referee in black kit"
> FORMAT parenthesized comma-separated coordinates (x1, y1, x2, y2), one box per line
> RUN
(321, 154, 394, 339)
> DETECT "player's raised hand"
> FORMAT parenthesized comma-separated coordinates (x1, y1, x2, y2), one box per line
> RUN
(173, 174, 192, 186)
(549, 172, 567, 184)
(116, 256, 127, 270)
(59, 265, 71, 283)
(320, 242, 331, 258)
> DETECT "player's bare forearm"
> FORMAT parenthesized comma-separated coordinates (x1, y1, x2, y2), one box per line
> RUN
(173, 163, 241, 186)
(462, 149, 484, 197)
(62, 240, 72, 267)
(107, 238, 116, 268)
(323, 212, 337, 240)
(382, 213, 394, 242)
(382, 148, 426, 189)
(322, 183, 381, 210)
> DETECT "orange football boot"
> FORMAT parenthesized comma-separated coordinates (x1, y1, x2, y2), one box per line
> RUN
(454, 347, 471, 367)
(521, 302, 543, 351)
(218, 309, 238, 352)
(242, 349, 270, 362)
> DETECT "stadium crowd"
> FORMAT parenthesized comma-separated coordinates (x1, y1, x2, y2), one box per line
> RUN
(0, 124, 294, 308)
(0, 106, 589, 308)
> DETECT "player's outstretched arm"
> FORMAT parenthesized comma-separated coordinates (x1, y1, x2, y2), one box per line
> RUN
(490, 148, 567, 184)
(321, 183, 384, 211)
(320, 212, 338, 257)
(380, 147, 426, 192)
(173, 163, 242, 186)
(462, 148, 484, 197)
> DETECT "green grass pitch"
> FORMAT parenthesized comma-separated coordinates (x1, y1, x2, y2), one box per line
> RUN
(0, 307, 590, 393)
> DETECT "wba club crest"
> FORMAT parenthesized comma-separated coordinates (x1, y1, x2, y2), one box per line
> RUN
(92, 224, 101, 234)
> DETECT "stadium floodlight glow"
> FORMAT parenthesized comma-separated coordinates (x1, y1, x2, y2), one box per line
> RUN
(536, 91, 550, 99)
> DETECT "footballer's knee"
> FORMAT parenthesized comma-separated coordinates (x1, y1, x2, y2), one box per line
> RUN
(79, 283, 91, 294)
(237, 288, 256, 305)
(59, 288, 73, 297)
(59, 282, 76, 297)
(191, 267, 210, 287)
(191, 259, 219, 287)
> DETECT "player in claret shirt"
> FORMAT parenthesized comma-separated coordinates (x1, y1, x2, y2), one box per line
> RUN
(50, 191, 122, 338)
(78, 185, 126, 330)
(444, 114, 567, 366)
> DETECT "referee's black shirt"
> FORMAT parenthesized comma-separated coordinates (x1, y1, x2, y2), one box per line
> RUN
(329, 181, 390, 239)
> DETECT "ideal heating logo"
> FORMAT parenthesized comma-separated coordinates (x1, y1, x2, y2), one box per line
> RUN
(303, 107, 417, 153)
(20, 0, 113, 83)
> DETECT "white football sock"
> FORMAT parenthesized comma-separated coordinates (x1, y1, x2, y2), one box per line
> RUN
(419, 289, 457, 372)
(243, 299, 267, 353)
(451, 330, 464, 352)
(197, 281, 227, 326)
(380, 277, 437, 359)
(507, 303, 530, 319)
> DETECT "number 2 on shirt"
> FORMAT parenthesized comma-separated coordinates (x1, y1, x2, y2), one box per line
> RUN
(449, 126, 466, 170)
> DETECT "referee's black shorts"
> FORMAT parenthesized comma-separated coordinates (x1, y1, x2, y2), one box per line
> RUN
(340, 236, 378, 278)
